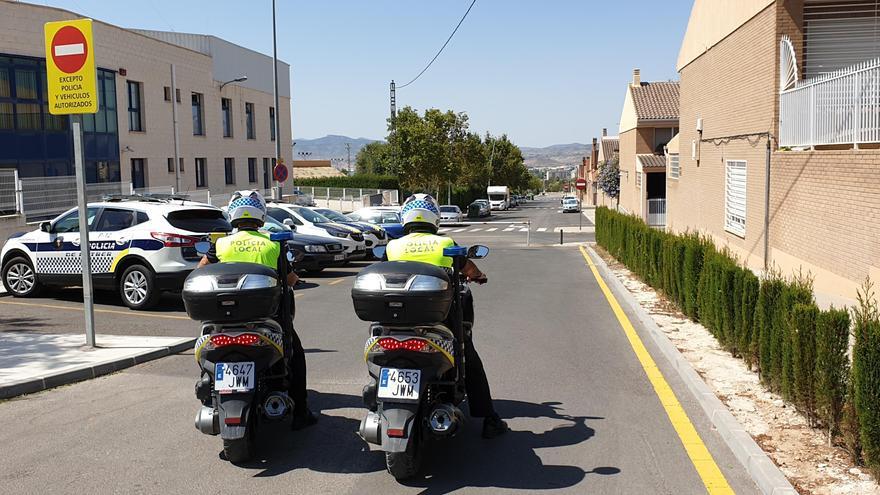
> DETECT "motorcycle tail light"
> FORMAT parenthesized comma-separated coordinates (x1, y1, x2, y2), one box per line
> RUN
(376, 337, 434, 353)
(210, 333, 262, 348)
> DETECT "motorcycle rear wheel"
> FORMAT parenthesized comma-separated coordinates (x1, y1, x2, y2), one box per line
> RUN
(222, 415, 256, 464)
(385, 428, 423, 480)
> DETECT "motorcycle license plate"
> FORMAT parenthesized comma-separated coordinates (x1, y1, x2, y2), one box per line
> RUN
(334, 254, 345, 261)
(377, 368, 421, 401)
(214, 362, 255, 393)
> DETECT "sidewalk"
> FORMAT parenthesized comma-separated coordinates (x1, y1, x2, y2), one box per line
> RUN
(0, 332, 194, 399)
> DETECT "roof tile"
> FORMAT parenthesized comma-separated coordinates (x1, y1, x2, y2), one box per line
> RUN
(631, 81, 680, 120)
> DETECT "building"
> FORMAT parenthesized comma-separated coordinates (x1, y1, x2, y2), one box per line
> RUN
(0, 0, 291, 202)
(291, 160, 345, 179)
(589, 129, 619, 207)
(668, 0, 880, 305)
(616, 69, 679, 225)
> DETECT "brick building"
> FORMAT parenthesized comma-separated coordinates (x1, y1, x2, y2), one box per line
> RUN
(0, 0, 291, 200)
(669, 0, 880, 305)
(616, 69, 679, 225)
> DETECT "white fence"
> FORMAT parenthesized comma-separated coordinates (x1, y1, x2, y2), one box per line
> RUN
(20, 176, 123, 220)
(780, 58, 880, 148)
(0, 170, 16, 214)
(647, 198, 666, 227)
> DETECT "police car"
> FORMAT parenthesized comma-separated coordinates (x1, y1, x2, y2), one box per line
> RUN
(1, 196, 231, 310)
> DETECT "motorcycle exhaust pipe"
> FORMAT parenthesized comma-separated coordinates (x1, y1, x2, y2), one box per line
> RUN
(263, 392, 293, 420)
(428, 404, 464, 437)
(359, 411, 381, 445)
(195, 406, 219, 435)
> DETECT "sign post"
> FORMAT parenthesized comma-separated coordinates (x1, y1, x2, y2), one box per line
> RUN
(575, 178, 587, 231)
(45, 19, 98, 347)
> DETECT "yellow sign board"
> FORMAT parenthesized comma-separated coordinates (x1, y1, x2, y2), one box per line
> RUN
(44, 19, 98, 115)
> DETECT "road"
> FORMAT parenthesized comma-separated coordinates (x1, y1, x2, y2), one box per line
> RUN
(0, 197, 759, 494)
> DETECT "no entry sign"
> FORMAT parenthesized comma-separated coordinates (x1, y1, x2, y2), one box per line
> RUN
(44, 19, 98, 115)
(575, 178, 587, 191)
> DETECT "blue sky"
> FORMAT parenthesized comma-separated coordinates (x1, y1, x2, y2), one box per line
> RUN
(43, 0, 693, 148)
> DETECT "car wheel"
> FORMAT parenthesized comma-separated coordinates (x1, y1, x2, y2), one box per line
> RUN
(2, 256, 41, 297)
(119, 264, 160, 310)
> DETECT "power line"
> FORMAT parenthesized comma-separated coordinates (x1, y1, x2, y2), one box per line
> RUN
(397, 0, 477, 89)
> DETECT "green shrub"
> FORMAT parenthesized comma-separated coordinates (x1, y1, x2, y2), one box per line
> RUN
(682, 235, 704, 319)
(779, 274, 815, 401)
(739, 272, 760, 369)
(816, 307, 851, 441)
(757, 275, 784, 387)
(791, 303, 819, 424)
(852, 281, 880, 478)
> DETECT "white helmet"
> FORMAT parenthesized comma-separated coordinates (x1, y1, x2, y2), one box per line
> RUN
(400, 193, 441, 234)
(227, 190, 267, 227)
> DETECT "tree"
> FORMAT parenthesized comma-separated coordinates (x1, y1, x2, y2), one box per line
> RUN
(355, 141, 393, 175)
(597, 158, 619, 199)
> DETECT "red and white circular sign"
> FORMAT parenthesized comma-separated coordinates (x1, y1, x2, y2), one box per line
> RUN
(575, 178, 587, 190)
(51, 25, 88, 74)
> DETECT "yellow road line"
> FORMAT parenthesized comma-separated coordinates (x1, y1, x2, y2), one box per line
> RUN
(327, 278, 345, 286)
(578, 245, 734, 494)
(0, 299, 190, 320)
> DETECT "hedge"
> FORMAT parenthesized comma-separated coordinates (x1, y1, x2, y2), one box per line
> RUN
(595, 207, 869, 467)
(293, 174, 399, 190)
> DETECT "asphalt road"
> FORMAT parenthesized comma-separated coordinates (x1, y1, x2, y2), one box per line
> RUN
(0, 198, 759, 494)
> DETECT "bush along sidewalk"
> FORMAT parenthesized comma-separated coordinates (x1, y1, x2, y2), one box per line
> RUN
(595, 206, 872, 474)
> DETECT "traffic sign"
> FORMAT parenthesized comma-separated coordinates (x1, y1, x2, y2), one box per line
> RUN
(273, 163, 289, 182)
(575, 178, 587, 191)
(44, 19, 98, 115)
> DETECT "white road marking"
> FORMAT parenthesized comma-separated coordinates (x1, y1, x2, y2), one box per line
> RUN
(519, 228, 529, 232)
(537, 227, 547, 232)
(469, 228, 483, 232)
(486, 228, 498, 232)
(54, 43, 85, 56)
(452, 228, 467, 233)
(503, 227, 514, 232)
(438, 228, 449, 233)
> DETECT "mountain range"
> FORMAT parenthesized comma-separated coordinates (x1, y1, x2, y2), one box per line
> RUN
(292, 135, 591, 170)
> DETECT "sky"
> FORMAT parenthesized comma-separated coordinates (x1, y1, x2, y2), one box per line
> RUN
(41, 0, 693, 148)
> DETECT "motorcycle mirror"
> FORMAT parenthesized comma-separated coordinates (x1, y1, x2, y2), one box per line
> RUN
(372, 246, 386, 259)
(194, 241, 212, 255)
(282, 218, 295, 226)
(467, 245, 490, 259)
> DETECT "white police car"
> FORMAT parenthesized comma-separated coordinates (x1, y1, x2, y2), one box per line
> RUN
(1, 196, 231, 310)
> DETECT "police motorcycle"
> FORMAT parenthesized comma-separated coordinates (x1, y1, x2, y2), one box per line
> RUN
(352, 243, 490, 480)
(185, 230, 300, 463)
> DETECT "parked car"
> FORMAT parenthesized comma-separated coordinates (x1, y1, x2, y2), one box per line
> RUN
(562, 197, 581, 213)
(439, 205, 464, 224)
(309, 207, 388, 251)
(1, 196, 231, 309)
(267, 203, 367, 260)
(347, 208, 405, 239)
(561, 194, 576, 205)
(468, 199, 491, 218)
(261, 216, 347, 273)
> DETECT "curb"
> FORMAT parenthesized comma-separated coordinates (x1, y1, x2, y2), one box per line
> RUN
(585, 246, 797, 495)
(0, 338, 195, 400)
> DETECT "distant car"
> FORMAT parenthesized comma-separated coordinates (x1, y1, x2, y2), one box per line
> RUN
(439, 205, 463, 224)
(1, 196, 231, 309)
(562, 198, 581, 213)
(561, 194, 576, 205)
(468, 200, 491, 218)
(267, 203, 367, 260)
(347, 208, 405, 239)
(309, 207, 388, 251)
(261, 216, 346, 273)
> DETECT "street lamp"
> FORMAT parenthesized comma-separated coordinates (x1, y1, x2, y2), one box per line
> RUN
(298, 152, 313, 159)
(219, 76, 248, 90)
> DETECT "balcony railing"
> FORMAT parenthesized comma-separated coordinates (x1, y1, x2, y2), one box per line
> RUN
(779, 58, 880, 148)
(647, 198, 666, 228)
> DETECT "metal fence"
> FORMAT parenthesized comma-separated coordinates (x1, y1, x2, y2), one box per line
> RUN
(780, 58, 880, 148)
(20, 176, 123, 220)
(0, 169, 16, 214)
(647, 198, 666, 227)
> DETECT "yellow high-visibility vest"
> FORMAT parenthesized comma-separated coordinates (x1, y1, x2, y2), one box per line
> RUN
(386, 232, 455, 268)
(215, 230, 279, 269)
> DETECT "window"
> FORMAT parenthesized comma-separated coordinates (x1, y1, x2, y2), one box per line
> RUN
(130, 158, 147, 189)
(195, 158, 207, 188)
(724, 160, 747, 237)
(95, 208, 136, 232)
(52, 208, 99, 233)
(668, 154, 680, 180)
(221, 98, 233, 137)
(167, 157, 175, 173)
(164, 86, 181, 102)
(192, 92, 204, 135)
(269, 107, 276, 141)
(268, 208, 302, 226)
(248, 157, 257, 183)
(653, 127, 677, 153)
(166, 209, 231, 232)
(127, 81, 143, 131)
(635, 171, 642, 188)
(245, 102, 255, 139)
(224, 158, 235, 185)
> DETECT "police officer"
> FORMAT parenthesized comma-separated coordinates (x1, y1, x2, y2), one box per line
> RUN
(198, 190, 317, 430)
(386, 193, 509, 439)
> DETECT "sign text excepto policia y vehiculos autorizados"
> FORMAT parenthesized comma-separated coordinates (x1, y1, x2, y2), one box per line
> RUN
(44, 18, 98, 115)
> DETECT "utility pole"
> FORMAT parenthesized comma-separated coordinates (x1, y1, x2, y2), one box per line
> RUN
(271, 0, 283, 199)
(346, 142, 352, 174)
(389, 80, 397, 119)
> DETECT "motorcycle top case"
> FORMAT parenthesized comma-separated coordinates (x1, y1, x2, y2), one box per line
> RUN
(182, 262, 281, 323)
(351, 261, 453, 324)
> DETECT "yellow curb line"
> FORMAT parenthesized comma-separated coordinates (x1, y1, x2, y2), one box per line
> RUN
(327, 279, 345, 286)
(578, 245, 734, 494)
(0, 299, 190, 320)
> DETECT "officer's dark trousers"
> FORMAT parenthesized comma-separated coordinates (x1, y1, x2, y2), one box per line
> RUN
(288, 328, 308, 413)
(461, 288, 496, 418)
